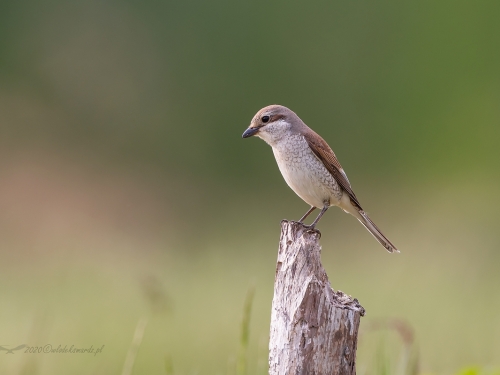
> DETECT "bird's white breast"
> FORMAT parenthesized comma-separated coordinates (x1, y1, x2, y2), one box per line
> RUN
(271, 135, 342, 208)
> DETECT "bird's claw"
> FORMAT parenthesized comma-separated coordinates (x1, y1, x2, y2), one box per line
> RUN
(307, 228, 321, 238)
(289, 221, 322, 238)
(302, 225, 321, 238)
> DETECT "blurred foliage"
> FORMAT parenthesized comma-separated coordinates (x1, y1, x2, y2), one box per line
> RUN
(1, 0, 499, 183)
(456, 368, 500, 375)
(0, 0, 499, 374)
(236, 287, 255, 375)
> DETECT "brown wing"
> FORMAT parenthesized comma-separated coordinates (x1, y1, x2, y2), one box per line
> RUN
(303, 131, 363, 210)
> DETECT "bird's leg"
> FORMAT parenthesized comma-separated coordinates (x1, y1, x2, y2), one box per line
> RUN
(308, 205, 329, 229)
(303, 203, 330, 236)
(298, 206, 316, 223)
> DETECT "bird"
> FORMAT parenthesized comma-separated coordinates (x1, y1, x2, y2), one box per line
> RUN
(242, 104, 399, 253)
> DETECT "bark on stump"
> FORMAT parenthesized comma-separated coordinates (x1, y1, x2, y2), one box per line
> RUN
(269, 220, 365, 375)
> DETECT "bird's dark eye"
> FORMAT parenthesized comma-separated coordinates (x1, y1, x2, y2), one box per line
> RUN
(262, 115, 270, 123)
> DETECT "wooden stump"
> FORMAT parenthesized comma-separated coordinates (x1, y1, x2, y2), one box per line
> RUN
(269, 220, 365, 375)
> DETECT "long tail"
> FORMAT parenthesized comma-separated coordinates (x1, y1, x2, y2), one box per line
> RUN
(356, 210, 399, 253)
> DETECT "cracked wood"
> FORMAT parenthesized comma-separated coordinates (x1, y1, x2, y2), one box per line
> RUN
(269, 220, 365, 375)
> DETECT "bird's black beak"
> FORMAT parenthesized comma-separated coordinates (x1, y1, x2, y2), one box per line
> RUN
(242, 127, 259, 139)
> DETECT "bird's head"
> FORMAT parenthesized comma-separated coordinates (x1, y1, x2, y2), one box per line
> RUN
(242, 105, 300, 145)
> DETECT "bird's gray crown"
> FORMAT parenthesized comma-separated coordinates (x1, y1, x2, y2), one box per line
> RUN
(242, 104, 308, 142)
(249, 104, 305, 131)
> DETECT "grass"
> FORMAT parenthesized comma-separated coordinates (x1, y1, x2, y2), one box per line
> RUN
(0, 181, 498, 374)
(0, 258, 500, 375)
(119, 286, 495, 375)
(236, 287, 255, 375)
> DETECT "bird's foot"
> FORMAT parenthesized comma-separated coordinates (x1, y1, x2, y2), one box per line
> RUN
(301, 224, 321, 238)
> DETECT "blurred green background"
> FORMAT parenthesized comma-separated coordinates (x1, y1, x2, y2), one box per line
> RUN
(1, 0, 499, 374)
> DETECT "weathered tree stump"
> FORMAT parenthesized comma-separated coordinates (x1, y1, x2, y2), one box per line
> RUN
(269, 220, 365, 375)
